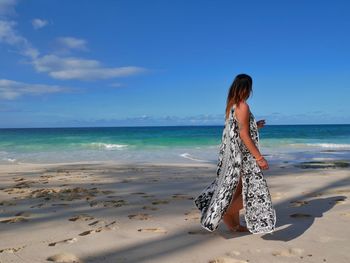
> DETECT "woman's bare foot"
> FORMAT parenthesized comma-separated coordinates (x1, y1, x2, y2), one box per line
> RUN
(231, 224, 249, 232)
(222, 213, 249, 232)
(222, 213, 236, 231)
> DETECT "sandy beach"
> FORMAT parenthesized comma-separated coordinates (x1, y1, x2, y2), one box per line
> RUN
(0, 160, 349, 263)
(1, 0, 349, 262)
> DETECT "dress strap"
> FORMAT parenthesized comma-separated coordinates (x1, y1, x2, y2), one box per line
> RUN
(231, 104, 237, 121)
(226, 104, 239, 123)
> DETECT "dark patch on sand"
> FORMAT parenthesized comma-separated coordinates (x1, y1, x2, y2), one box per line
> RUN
(295, 160, 349, 169)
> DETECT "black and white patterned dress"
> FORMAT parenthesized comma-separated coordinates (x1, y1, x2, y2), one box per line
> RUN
(194, 104, 276, 234)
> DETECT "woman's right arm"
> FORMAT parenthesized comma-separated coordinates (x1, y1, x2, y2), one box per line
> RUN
(235, 102, 269, 170)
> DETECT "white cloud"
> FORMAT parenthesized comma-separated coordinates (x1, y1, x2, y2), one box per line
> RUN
(0, 21, 146, 80)
(56, 36, 88, 51)
(32, 54, 146, 80)
(0, 20, 39, 58)
(0, 0, 17, 17)
(0, 3, 147, 81)
(0, 79, 69, 99)
(0, 20, 21, 44)
(31, 18, 48, 29)
(54, 113, 226, 127)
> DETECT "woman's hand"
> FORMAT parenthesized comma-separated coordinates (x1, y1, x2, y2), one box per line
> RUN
(256, 119, 266, 129)
(256, 157, 269, 170)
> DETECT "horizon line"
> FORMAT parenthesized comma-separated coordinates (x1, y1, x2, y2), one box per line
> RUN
(1, 123, 350, 129)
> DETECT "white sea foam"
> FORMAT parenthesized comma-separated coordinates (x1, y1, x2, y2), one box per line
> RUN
(2, 158, 17, 163)
(179, 153, 207, 162)
(89, 143, 128, 150)
(292, 143, 350, 149)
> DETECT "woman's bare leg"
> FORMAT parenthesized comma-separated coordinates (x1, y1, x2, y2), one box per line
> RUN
(231, 194, 243, 224)
(225, 175, 243, 215)
(223, 175, 248, 231)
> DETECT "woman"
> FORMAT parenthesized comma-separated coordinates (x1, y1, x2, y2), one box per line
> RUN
(194, 73, 276, 234)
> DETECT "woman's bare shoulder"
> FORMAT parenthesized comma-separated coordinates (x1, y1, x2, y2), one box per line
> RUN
(236, 101, 250, 113)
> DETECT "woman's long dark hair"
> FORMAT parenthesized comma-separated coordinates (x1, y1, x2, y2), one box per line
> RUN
(225, 73, 253, 119)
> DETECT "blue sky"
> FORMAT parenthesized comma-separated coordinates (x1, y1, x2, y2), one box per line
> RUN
(0, 0, 349, 127)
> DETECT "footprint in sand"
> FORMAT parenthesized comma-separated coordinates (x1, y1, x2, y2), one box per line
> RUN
(79, 228, 102, 236)
(40, 174, 55, 179)
(188, 230, 212, 235)
(48, 238, 78, 247)
(15, 211, 32, 217)
(0, 200, 17, 206)
(69, 214, 94, 222)
(149, 179, 159, 182)
(137, 228, 167, 234)
(88, 220, 102, 226)
(131, 191, 156, 197)
(131, 192, 147, 195)
(89, 199, 127, 208)
(28, 187, 102, 202)
(142, 205, 158, 211)
(208, 258, 248, 263)
(289, 200, 309, 207)
(128, 213, 151, 220)
(13, 177, 25, 182)
(0, 216, 29, 223)
(272, 247, 304, 257)
(151, 199, 169, 205)
(78, 221, 117, 236)
(184, 210, 200, 221)
(289, 213, 312, 218)
(3, 187, 31, 195)
(0, 246, 25, 253)
(121, 179, 132, 183)
(30, 203, 44, 208)
(172, 194, 194, 200)
(101, 190, 114, 195)
(14, 181, 36, 189)
(47, 253, 80, 263)
(141, 194, 155, 198)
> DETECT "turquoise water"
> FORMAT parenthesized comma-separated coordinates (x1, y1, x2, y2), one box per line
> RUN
(0, 125, 350, 164)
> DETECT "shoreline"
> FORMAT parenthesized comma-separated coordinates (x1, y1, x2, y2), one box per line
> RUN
(1, 153, 349, 168)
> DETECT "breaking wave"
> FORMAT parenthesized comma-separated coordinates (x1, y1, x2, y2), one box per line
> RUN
(88, 143, 128, 150)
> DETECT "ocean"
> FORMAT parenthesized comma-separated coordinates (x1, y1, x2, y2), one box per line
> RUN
(1, 124, 350, 165)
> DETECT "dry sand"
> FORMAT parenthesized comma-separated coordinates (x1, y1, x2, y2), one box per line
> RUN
(0, 160, 349, 263)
